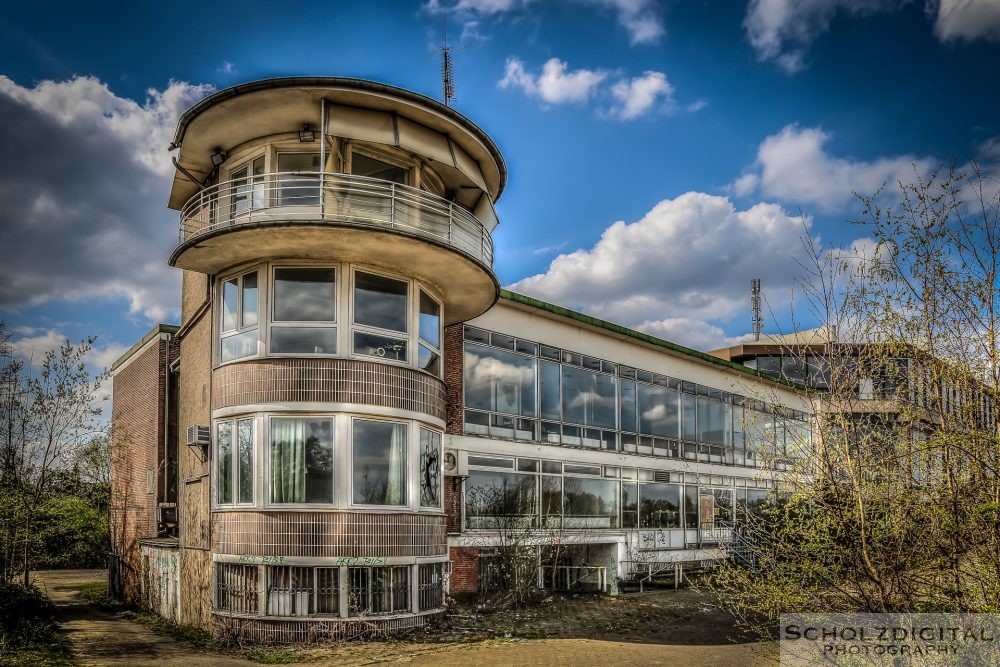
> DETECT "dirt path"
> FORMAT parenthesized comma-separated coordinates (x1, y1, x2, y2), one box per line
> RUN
(34, 569, 257, 667)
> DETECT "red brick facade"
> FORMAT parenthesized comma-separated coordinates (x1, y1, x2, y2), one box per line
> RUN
(110, 330, 178, 603)
(448, 546, 480, 594)
(444, 476, 463, 534)
(443, 324, 464, 436)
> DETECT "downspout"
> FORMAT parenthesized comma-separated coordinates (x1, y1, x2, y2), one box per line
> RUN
(172, 157, 207, 189)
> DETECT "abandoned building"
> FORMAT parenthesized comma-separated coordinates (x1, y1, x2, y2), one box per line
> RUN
(110, 76, 813, 641)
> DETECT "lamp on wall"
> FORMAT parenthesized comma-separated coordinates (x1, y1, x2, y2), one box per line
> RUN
(298, 124, 316, 142)
(210, 147, 227, 167)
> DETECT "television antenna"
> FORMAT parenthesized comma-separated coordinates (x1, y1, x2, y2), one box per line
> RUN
(751, 278, 762, 341)
(423, 4, 466, 105)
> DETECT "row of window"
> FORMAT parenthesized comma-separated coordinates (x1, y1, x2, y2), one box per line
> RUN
(218, 264, 442, 374)
(216, 562, 446, 618)
(215, 415, 442, 510)
(463, 329, 811, 467)
(463, 457, 773, 532)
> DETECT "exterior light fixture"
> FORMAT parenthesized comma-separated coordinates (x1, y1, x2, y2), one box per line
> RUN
(210, 148, 227, 167)
(298, 124, 316, 142)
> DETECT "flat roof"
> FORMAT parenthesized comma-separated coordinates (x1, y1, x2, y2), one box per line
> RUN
(110, 324, 179, 372)
(498, 289, 804, 390)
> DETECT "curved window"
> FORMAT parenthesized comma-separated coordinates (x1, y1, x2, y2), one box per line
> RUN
(270, 267, 337, 355)
(353, 419, 407, 506)
(269, 417, 334, 504)
(419, 428, 442, 508)
(219, 270, 259, 362)
(216, 418, 254, 505)
(353, 271, 409, 362)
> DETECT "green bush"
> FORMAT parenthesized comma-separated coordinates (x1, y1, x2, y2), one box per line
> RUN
(0, 582, 57, 649)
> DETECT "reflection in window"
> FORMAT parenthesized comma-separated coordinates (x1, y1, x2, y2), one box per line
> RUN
(217, 422, 233, 505)
(541, 475, 562, 527)
(271, 327, 337, 355)
(353, 420, 407, 506)
(270, 417, 334, 503)
(220, 271, 259, 363)
(354, 272, 408, 333)
(637, 384, 679, 438)
(276, 152, 321, 206)
(465, 470, 537, 529)
(561, 366, 616, 429)
(419, 428, 442, 508)
(217, 418, 253, 506)
(231, 156, 265, 214)
(564, 477, 619, 528)
(418, 291, 441, 376)
(640, 483, 680, 528)
(622, 482, 638, 528)
(697, 397, 731, 446)
(237, 419, 253, 503)
(464, 343, 536, 416)
(273, 268, 336, 321)
(539, 360, 561, 420)
(353, 330, 407, 361)
(351, 153, 409, 185)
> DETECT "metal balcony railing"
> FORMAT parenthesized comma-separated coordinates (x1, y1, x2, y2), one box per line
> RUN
(178, 172, 494, 267)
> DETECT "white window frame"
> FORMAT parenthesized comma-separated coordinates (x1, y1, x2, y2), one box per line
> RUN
(264, 414, 337, 509)
(213, 416, 256, 508)
(217, 267, 262, 365)
(418, 426, 444, 511)
(268, 264, 339, 357)
(350, 267, 412, 368)
(226, 153, 267, 216)
(417, 289, 443, 378)
(349, 416, 410, 510)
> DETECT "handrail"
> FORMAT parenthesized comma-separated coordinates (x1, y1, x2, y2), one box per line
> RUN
(177, 171, 494, 268)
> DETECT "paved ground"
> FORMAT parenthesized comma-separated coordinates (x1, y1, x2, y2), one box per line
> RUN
(32, 570, 775, 666)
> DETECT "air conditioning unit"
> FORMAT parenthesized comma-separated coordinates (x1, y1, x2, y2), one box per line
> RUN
(442, 448, 467, 477)
(186, 424, 210, 447)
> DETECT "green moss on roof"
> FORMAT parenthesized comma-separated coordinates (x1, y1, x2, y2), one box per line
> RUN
(110, 324, 179, 372)
(498, 289, 804, 390)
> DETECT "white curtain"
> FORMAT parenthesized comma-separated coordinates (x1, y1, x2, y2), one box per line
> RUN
(271, 419, 306, 503)
(385, 424, 406, 505)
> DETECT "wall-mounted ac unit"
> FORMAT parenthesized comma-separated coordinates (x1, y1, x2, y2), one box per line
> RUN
(186, 424, 210, 447)
(443, 448, 467, 477)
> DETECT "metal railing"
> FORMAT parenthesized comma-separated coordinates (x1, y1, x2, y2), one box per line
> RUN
(178, 171, 494, 267)
(541, 565, 607, 593)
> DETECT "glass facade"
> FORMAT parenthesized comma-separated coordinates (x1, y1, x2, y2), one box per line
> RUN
(463, 326, 812, 468)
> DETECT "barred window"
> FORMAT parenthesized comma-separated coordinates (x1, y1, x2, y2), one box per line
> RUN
(216, 563, 258, 614)
(418, 562, 446, 611)
(267, 566, 313, 617)
(348, 566, 410, 616)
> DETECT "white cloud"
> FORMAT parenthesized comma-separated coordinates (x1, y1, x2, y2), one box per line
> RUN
(731, 124, 934, 211)
(508, 192, 813, 345)
(11, 327, 127, 372)
(0, 75, 212, 322)
(455, 0, 531, 12)
(583, 0, 665, 45)
(608, 71, 674, 119)
(499, 57, 607, 104)
(932, 0, 1000, 41)
(686, 99, 708, 113)
(634, 317, 754, 351)
(744, 0, 899, 73)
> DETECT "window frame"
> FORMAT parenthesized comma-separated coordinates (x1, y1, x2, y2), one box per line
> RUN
(217, 267, 262, 365)
(350, 416, 411, 509)
(417, 289, 443, 378)
(418, 427, 444, 510)
(267, 264, 339, 357)
(265, 414, 336, 508)
(226, 153, 267, 216)
(348, 144, 413, 187)
(350, 267, 412, 367)
(213, 416, 256, 508)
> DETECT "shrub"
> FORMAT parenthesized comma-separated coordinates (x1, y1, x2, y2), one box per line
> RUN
(0, 582, 57, 648)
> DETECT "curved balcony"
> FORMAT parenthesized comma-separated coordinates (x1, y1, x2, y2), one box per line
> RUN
(170, 173, 499, 322)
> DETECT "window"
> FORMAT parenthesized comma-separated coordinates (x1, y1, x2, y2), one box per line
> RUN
(269, 417, 334, 504)
(270, 267, 337, 355)
(216, 563, 258, 614)
(267, 566, 313, 616)
(230, 156, 265, 214)
(640, 483, 681, 528)
(351, 152, 409, 185)
(463, 343, 536, 417)
(622, 482, 638, 528)
(276, 152, 321, 206)
(465, 470, 537, 529)
(561, 366, 616, 429)
(216, 418, 254, 505)
(348, 566, 410, 616)
(419, 428, 442, 508)
(219, 270, 259, 362)
(563, 477, 619, 528)
(541, 475, 562, 527)
(697, 396, 731, 447)
(353, 419, 407, 506)
(353, 271, 408, 362)
(418, 290, 442, 376)
(637, 383, 679, 438)
(418, 563, 446, 611)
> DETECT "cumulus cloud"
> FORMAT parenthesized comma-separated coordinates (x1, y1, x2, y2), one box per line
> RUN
(744, 0, 899, 73)
(499, 57, 607, 104)
(0, 75, 212, 322)
(508, 192, 813, 349)
(932, 0, 1000, 41)
(11, 327, 128, 373)
(634, 317, 755, 351)
(608, 71, 674, 119)
(730, 124, 934, 211)
(583, 0, 665, 45)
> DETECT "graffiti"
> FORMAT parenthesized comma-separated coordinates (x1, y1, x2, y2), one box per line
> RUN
(334, 556, 387, 566)
(237, 555, 285, 565)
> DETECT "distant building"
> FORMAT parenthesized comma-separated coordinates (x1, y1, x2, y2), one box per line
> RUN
(111, 77, 810, 642)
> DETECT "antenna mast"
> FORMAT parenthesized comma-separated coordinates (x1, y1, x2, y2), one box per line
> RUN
(751, 278, 762, 341)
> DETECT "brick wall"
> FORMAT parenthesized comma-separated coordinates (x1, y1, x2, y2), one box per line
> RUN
(110, 334, 177, 603)
(443, 324, 464, 436)
(448, 546, 480, 594)
(444, 476, 463, 534)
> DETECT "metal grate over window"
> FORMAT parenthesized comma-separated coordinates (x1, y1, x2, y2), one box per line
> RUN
(418, 562, 446, 611)
(348, 566, 410, 616)
(216, 563, 258, 614)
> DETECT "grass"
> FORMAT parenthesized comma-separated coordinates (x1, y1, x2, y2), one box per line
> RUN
(133, 612, 213, 648)
(240, 648, 305, 663)
(0, 631, 78, 666)
(58, 581, 129, 612)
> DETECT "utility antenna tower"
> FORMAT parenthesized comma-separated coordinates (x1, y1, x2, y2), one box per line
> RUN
(751, 278, 762, 341)
(424, 4, 464, 106)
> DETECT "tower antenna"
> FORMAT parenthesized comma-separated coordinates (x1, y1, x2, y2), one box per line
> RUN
(751, 278, 762, 342)
(423, 3, 465, 106)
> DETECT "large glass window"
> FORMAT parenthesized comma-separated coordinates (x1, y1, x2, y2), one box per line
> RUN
(622, 481, 638, 528)
(269, 417, 334, 504)
(216, 418, 254, 505)
(464, 343, 536, 416)
(419, 428, 442, 508)
(561, 366, 616, 429)
(351, 152, 409, 185)
(219, 270, 259, 363)
(637, 383, 679, 438)
(465, 470, 537, 529)
(697, 396, 731, 446)
(563, 477, 619, 528)
(640, 483, 681, 528)
(276, 152, 321, 206)
(270, 267, 337, 355)
(353, 419, 407, 506)
(541, 475, 562, 527)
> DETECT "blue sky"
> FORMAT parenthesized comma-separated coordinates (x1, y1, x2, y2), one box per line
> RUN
(1, 0, 999, 368)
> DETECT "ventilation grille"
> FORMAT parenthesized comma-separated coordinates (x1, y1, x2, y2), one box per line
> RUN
(186, 424, 210, 446)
